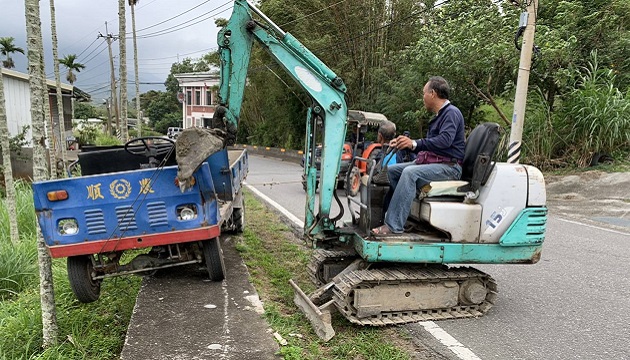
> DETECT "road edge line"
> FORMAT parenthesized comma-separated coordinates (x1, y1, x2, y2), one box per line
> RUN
(557, 218, 630, 236)
(245, 183, 304, 228)
(418, 321, 482, 360)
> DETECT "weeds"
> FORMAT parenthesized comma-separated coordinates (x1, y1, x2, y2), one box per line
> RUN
(0, 182, 141, 359)
(237, 190, 412, 359)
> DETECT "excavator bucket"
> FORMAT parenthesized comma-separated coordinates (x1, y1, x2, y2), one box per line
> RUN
(175, 127, 225, 190)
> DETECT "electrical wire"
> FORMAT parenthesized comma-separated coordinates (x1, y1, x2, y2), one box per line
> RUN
(136, 4, 232, 39)
(279, 0, 348, 27)
(131, 0, 215, 34)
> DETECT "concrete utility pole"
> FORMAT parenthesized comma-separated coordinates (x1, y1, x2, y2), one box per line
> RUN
(508, 0, 538, 164)
(104, 98, 112, 134)
(99, 22, 120, 136)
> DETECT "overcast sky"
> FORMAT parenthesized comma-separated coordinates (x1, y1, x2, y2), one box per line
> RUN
(0, 0, 231, 103)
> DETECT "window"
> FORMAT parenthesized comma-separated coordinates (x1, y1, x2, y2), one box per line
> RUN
(186, 90, 192, 105)
(195, 89, 201, 105)
(206, 90, 212, 105)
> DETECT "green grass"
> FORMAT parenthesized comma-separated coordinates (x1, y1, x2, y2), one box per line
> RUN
(0, 183, 141, 359)
(237, 190, 412, 359)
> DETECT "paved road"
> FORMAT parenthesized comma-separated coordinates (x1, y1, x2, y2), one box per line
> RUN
(246, 154, 630, 360)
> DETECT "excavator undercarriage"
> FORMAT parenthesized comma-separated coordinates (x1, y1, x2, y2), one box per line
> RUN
(293, 248, 498, 340)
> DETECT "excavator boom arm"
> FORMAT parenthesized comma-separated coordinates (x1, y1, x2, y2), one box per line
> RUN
(215, 0, 348, 239)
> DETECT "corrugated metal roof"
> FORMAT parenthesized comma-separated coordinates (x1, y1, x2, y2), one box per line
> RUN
(347, 110, 389, 126)
(1, 68, 73, 92)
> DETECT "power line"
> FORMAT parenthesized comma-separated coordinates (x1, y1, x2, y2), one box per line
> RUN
(76, 37, 100, 58)
(131, 0, 215, 34)
(279, 0, 348, 27)
(136, 3, 232, 39)
(81, 44, 109, 66)
(78, 40, 107, 64)
(138, 46, 218, 61)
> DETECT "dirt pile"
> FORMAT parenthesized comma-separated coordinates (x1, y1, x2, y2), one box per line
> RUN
(545, 171, 630, 230)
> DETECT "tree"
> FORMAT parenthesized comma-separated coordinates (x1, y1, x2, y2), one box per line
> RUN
(119, 0, 129, 142)
(142, 91, 179, 126)
(58, 54, 85, 85)
(74, 102, 99, 119)
(49, 0, 68, 177)
(129, 0, 141, 137)
(0, 37, 25, 69)
(0, 61, 20, 244)
(25, 0, 58, 347)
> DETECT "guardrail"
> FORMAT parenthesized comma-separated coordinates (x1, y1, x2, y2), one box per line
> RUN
(232, 144, 304, 165)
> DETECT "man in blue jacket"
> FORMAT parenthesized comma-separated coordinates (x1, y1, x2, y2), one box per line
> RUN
(372, 76, 465, 235)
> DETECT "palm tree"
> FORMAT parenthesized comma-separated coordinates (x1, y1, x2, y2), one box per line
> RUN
(25, 0, 59, 347)
(119, 0, 129, 141)
(49, 0, 68, 178)
(58, 54, 85, 85)
(129, 0, 141, 137)
(0, 37, 25, 69)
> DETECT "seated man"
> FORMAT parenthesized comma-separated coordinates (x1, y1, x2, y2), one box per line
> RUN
(372, 76, 465, 235)
(367, 120, 397, 171)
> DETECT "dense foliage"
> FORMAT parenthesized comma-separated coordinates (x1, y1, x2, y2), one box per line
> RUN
(149, 0, 629, 168)
(249, 0, 630, 167)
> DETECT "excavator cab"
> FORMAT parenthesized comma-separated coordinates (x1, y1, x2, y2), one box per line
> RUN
(344, 110, 392, 196)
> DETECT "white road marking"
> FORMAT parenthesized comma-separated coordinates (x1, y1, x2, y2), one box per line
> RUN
(557, 218, 630, 236)
(245, 183, 304, 228)
(419, 321, 482, 360)
(245, 182, 480, 360)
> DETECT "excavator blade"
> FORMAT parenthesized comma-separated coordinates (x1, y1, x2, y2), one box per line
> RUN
(288, 279, 336, 342)
(175, 127, 225, 190)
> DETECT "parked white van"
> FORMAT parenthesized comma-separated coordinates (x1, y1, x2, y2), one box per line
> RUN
(167, 127, 183, 139)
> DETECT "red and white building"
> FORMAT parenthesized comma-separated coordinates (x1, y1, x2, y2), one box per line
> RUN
(174, 72, 220, 129)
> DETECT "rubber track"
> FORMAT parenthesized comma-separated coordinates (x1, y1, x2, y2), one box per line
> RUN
(332, 266, 498, 326)
(307, 249, 358, 286)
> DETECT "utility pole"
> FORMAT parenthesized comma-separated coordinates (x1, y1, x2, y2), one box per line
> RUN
(508, 0, 538, 164)
(104, 98, 112, 134)
(99, 22, 120, 136)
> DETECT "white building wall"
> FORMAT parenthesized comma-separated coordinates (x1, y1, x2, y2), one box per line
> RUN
(3, 75, 33, 145)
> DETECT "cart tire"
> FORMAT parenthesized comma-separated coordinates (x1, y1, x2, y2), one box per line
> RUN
(203, 238, 226, 281)
(233, 205, 245, 233)
(67, 255, 101, 303)
(347, 167, 361, 197)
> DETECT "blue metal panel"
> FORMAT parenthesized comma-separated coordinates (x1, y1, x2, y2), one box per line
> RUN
(500, 207, 547, 246)
(207, 149, 233, 200)
(354, 236, 542, 264)
(32, 163, 218, 247)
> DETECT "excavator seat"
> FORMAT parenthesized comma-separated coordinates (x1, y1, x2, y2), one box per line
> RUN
(423, 122, 501, 199)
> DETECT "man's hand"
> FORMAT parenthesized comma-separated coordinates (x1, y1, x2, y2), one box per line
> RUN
(390, 135, 413, 150)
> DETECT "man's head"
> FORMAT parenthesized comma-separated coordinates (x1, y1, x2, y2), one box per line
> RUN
(377, 121, 396, 143)
(422, 76, 450, 113)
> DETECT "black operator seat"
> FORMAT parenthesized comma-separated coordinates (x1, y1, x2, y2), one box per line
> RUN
(421, 122, 501, 198)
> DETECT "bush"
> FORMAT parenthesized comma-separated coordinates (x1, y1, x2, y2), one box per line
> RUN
(74, 120, 100, 146)
(555, 53, 630, 166)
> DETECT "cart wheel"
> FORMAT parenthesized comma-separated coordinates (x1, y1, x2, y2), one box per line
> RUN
(347, 167, 361, 197)
(232, 205, 245, 233)
(67, 255, 101, 303)
(203, 238, 226, 281)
